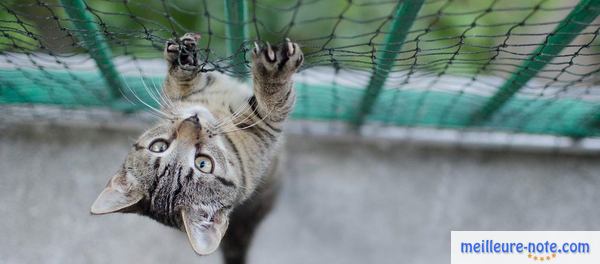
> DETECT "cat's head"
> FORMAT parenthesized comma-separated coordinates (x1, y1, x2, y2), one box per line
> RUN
(90, 107, 241, 255)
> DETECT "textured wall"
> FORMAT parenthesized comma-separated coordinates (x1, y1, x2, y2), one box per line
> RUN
(1, 124, 599, 264)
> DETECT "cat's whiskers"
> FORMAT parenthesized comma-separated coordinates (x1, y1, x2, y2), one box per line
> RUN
(140, 76, 172, 114)
(139, 76, 179, 120)
(149, 77, 176, 111)
(214, 107, 253, 133)
(119, 78, 172, 119)
(213, 100, 253, 130)
(213, 106, 249, 131)
(214, 95, 276, 131)
(143, 79, 166, 110)
(143, 76, 167, 109)
(218, 104, 276, 135)
(219, 94, 286, 134)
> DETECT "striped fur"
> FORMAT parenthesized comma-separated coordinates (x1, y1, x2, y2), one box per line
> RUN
(91, 33, 303, 263)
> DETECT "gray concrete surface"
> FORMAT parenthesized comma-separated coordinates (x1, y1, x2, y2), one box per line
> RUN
(1, 124, 600, 264)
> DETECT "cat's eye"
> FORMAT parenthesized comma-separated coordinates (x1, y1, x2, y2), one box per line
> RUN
(194, 155, 214, 173)
(148, 139, 169, 153)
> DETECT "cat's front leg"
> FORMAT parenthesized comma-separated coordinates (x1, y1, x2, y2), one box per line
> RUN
(251, 39, 304, 123)
(163, 33, 203, 99)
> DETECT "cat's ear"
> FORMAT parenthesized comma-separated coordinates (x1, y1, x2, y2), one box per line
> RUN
(90, 170, 143, 215)
(181, 208, 229, 255)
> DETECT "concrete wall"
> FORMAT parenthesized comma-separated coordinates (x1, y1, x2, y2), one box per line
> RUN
(1, 124, 600, 264)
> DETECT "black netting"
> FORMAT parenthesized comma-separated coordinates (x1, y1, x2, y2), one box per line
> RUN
(1, 0, 600, 137)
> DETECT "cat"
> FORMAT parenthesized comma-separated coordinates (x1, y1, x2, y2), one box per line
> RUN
(90, 32, 303, 264)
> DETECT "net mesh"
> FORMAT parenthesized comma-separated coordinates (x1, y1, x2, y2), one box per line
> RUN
(2, 0, 600, 137)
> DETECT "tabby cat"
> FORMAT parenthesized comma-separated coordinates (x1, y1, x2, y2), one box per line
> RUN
(90, 33, 303, 264)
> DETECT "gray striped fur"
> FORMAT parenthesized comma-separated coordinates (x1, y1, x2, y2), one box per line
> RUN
(91, 33, 303, 263)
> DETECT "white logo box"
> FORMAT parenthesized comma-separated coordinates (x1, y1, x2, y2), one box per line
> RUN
(451, 231, 599, 264)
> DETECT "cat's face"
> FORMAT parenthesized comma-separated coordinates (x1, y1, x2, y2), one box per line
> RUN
(91, 108, 240, 255)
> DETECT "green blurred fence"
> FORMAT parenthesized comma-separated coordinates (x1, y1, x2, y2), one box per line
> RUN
(2, 0, 600, 137)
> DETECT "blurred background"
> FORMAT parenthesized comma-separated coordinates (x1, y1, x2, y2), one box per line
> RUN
(2, 0, 600, 263)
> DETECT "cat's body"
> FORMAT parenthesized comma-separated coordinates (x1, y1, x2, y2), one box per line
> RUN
(91, 33, 303, 264)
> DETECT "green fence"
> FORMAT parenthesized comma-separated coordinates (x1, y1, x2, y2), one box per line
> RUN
(2, 0, 600, 137)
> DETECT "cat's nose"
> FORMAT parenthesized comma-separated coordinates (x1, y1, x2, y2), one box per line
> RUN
(184, 115, 200, 126)
(178, 115, 203, 141)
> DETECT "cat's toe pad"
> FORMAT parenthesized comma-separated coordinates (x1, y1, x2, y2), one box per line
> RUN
(164, 33, 201, 70)
(252, 39, 304, 78)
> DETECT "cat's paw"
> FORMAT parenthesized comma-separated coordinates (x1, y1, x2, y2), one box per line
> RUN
(164, 33, 201, 71)
(251, 38, 304, 81)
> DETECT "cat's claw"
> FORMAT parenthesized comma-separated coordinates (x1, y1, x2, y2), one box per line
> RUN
(166, 40, 178, 52)
(266, 41, 276, 62)
(164, 33, 201, 70)
(285, 38, 294, 56)
(252, 39, 303, 80)
(253, 42, 260, 55)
